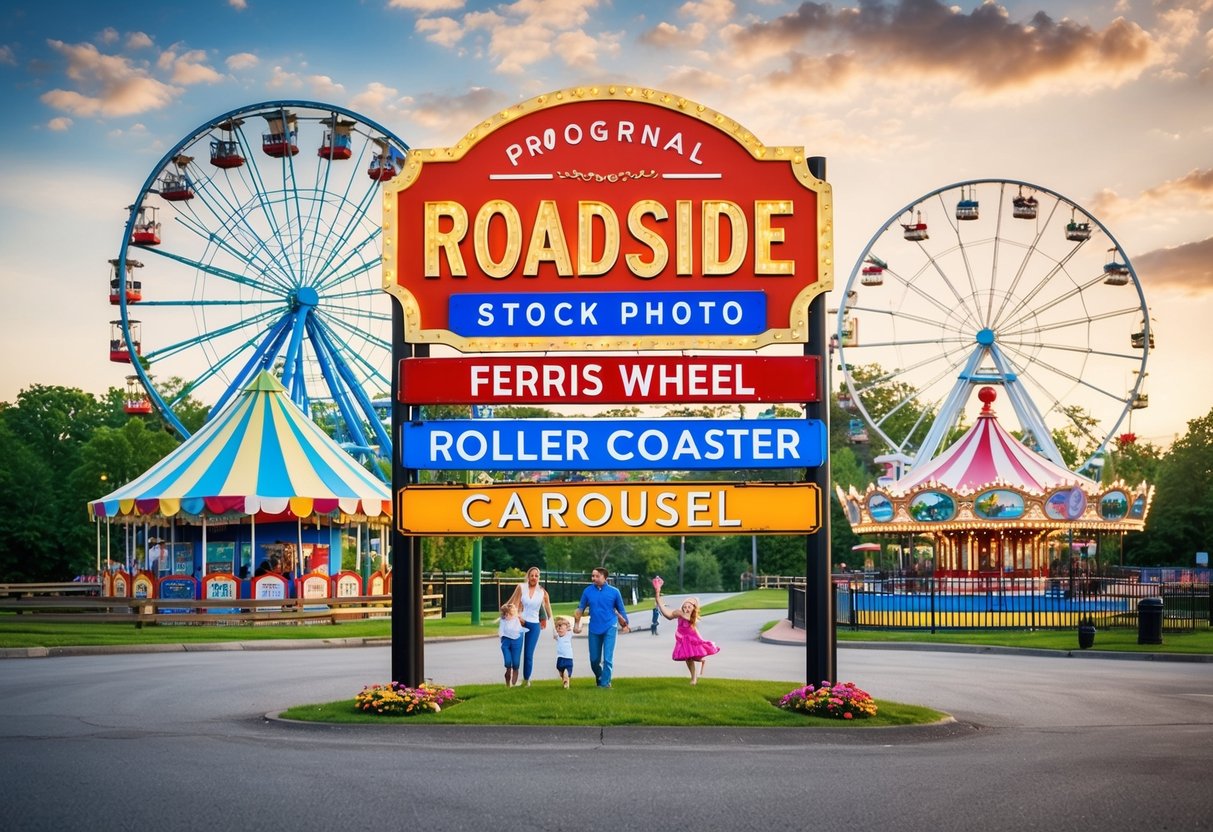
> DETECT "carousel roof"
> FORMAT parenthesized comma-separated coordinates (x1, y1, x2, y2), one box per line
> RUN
(889, 387, 1094, 496)
(89, 371, 390, 520)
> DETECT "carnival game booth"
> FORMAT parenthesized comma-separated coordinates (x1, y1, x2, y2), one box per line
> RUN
(836, 388, 1153, 582)
(89, 372, 392, 602)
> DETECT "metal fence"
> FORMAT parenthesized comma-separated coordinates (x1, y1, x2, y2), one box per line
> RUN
(788, 575, 1211, 633)
(423, 571, 643, 616)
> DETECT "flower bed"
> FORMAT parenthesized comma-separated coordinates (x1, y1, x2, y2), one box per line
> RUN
(355, 682, 457, 716)
(777, 681, 877, 720)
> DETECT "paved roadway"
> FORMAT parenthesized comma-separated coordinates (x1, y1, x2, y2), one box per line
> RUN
(2, 607, 1210, 831)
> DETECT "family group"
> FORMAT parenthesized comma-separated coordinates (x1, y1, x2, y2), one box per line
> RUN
(498, 567, 720, 687)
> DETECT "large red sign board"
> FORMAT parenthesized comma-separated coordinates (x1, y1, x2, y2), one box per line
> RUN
(383, 86, 833, 352)
(398, 355, 818, 404)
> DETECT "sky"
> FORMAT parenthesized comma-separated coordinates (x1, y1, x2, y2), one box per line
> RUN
(0, 0, 1210, 451)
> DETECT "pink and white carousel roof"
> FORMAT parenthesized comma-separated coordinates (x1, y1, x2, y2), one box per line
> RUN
(890, 387, 1093, 497)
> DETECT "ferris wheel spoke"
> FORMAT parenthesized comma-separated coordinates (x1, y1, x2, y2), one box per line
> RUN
(314, 313, 392, 384)
(307, 317, 391, 452)
(880, 266, 979, 328)
(999, 341, 1129, 407)
(166, 192, 296, 294)
(314, 225, 383, 295)
(231, 131, 306, 287)
(933, 190, 987, 325)
(998, 271, 1110, 335)
(991, 195, 1063, 326)
(1000, 304, 1143, 342)
(991, 243, 1088, 333)
(142, 244, 288, 297)
(141, 306, 283, 364)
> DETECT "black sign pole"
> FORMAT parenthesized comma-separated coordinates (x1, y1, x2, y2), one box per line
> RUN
(805, 155, 836, 684)
(391, 305, 425, 687)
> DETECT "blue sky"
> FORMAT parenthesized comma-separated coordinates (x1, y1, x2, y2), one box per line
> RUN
(0, 0, 1210, 449)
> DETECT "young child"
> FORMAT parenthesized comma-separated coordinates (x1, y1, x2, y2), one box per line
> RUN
(552, 615, 574, 688)
(652, 575, 720, 685)
(498, 602, 524, 686)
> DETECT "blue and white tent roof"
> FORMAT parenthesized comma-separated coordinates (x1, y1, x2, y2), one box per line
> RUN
(89, 371, 390, 520)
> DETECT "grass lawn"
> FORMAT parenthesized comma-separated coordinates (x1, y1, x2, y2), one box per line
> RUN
(3, 587, 1209, 655)
(280, 677, 943, 727)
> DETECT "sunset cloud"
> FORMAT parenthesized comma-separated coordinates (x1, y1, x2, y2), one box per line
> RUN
(727, 0, 1163, 96)
(1135, 237, 1213, 294)
(160, 48, 223, 85)
(405, 86, 506, 142)
(389, 0, 464, 10)
(225, 52, 259, 71)
(40, 40, 180, 117)
(416, 16, 465, 47)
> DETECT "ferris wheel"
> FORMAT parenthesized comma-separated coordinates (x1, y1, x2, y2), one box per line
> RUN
(110, 100, 408, 473)
(834, 178, 1151, 476)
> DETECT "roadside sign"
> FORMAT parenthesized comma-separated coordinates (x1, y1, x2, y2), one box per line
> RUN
(383, 86, 832, 352)
(399, 355, 818, 404)
(397, 481, 820, 536)
(401, 418, 827, 470)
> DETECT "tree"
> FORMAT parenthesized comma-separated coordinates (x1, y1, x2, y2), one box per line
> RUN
(1124, 407, 1213, 566)
(0, 420, 56, 580)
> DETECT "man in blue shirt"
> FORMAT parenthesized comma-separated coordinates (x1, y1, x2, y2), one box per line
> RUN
(573, 567, 630, 687)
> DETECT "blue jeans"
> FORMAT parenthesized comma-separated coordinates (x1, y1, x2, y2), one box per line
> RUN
(587, 626, 618, 686)
(521, 620, 541, 680)
(500, 635, 522, 670)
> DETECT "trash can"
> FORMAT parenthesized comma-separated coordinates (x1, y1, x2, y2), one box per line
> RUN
(1077, 619, 1096, 649)
(1137, 597, 1163, 645)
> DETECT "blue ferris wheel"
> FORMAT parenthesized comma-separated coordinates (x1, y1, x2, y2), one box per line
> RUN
(110, 101, 409, 476)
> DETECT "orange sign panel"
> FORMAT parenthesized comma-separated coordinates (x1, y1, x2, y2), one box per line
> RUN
(397, 482, 820, 536)
(383, 86, 833, 352)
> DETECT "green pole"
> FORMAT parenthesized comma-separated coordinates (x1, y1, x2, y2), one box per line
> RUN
(471, 538, 482, 625)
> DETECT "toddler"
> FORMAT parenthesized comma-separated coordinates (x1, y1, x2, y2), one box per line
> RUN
(498, 602, 524, 686)
(552, 616, 574, 688)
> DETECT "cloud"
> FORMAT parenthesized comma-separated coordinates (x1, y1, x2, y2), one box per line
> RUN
(416, 16, 464, 47)
(728, 0, 1163, 97)
(40, 40, 180, 117)
(0, 45, 14, 66)
(428, 0, 603, 74)
(307, 74, 345, 97)
(226, 52, 259, 71)
(161, 48, 223, 85)
(404, 86, 506, 140)
(553, 28, 618, 71)
(47, 117, 72, 131)
(267, 65, 303, 89)
(229, 0, 248, 9)
(679, 0, 736, 27)
(126, 32, 153, 50)
(1143, 168, 1213, 202)
(98, 27, 120, 45)
(389, 0, 464, 10)
(1134, 237, 1213, 294)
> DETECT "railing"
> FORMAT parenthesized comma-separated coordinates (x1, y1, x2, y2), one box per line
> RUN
(0, 594, 442, 627)
(784, 576, 1211, 632)
(423, 571, 643, 615)
(0, 582, 101, 598)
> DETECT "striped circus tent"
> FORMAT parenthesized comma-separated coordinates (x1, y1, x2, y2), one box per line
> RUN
(89, 371, 390, 521)
(887, 389, 1094, 497)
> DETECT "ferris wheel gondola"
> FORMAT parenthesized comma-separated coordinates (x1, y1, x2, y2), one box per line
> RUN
(836, 178, 1151, 476)
(110, 100, 409, 475)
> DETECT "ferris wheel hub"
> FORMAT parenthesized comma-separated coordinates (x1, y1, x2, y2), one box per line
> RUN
(292, 286, 320, 309)
(975, 328, 996, 346)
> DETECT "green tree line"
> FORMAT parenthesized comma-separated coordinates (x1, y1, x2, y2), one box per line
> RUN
(1, 377, 1208, 585)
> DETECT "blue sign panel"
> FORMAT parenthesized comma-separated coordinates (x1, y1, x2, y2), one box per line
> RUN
(448, 291, 767, 337)
(402, 418, 827, 470)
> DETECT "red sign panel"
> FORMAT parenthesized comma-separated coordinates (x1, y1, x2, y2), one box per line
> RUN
(383, 86, 833, 352)
(399, 355, 818, 404)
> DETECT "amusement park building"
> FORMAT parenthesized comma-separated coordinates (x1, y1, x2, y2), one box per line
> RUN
(836, 388, 1153, 578)
(88, 371, 391, 594)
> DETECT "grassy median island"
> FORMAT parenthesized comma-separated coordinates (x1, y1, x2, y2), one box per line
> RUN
(279, 677, 944, 727)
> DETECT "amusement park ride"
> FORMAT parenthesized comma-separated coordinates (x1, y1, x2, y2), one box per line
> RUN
(108, 101, 410, 478)
(832, 178, 1152, 478)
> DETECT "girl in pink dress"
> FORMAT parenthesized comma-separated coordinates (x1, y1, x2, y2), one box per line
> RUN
(652, 576, 720, 684)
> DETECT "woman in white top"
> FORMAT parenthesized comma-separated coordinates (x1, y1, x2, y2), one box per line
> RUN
(506, 566, 555, 686)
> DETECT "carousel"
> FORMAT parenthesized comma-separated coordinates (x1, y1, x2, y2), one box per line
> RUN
(89, 371, 392, 599)
(836, 388, 1153, 578)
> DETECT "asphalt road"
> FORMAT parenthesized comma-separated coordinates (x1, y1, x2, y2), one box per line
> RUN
(2, 608, 1210, 831)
